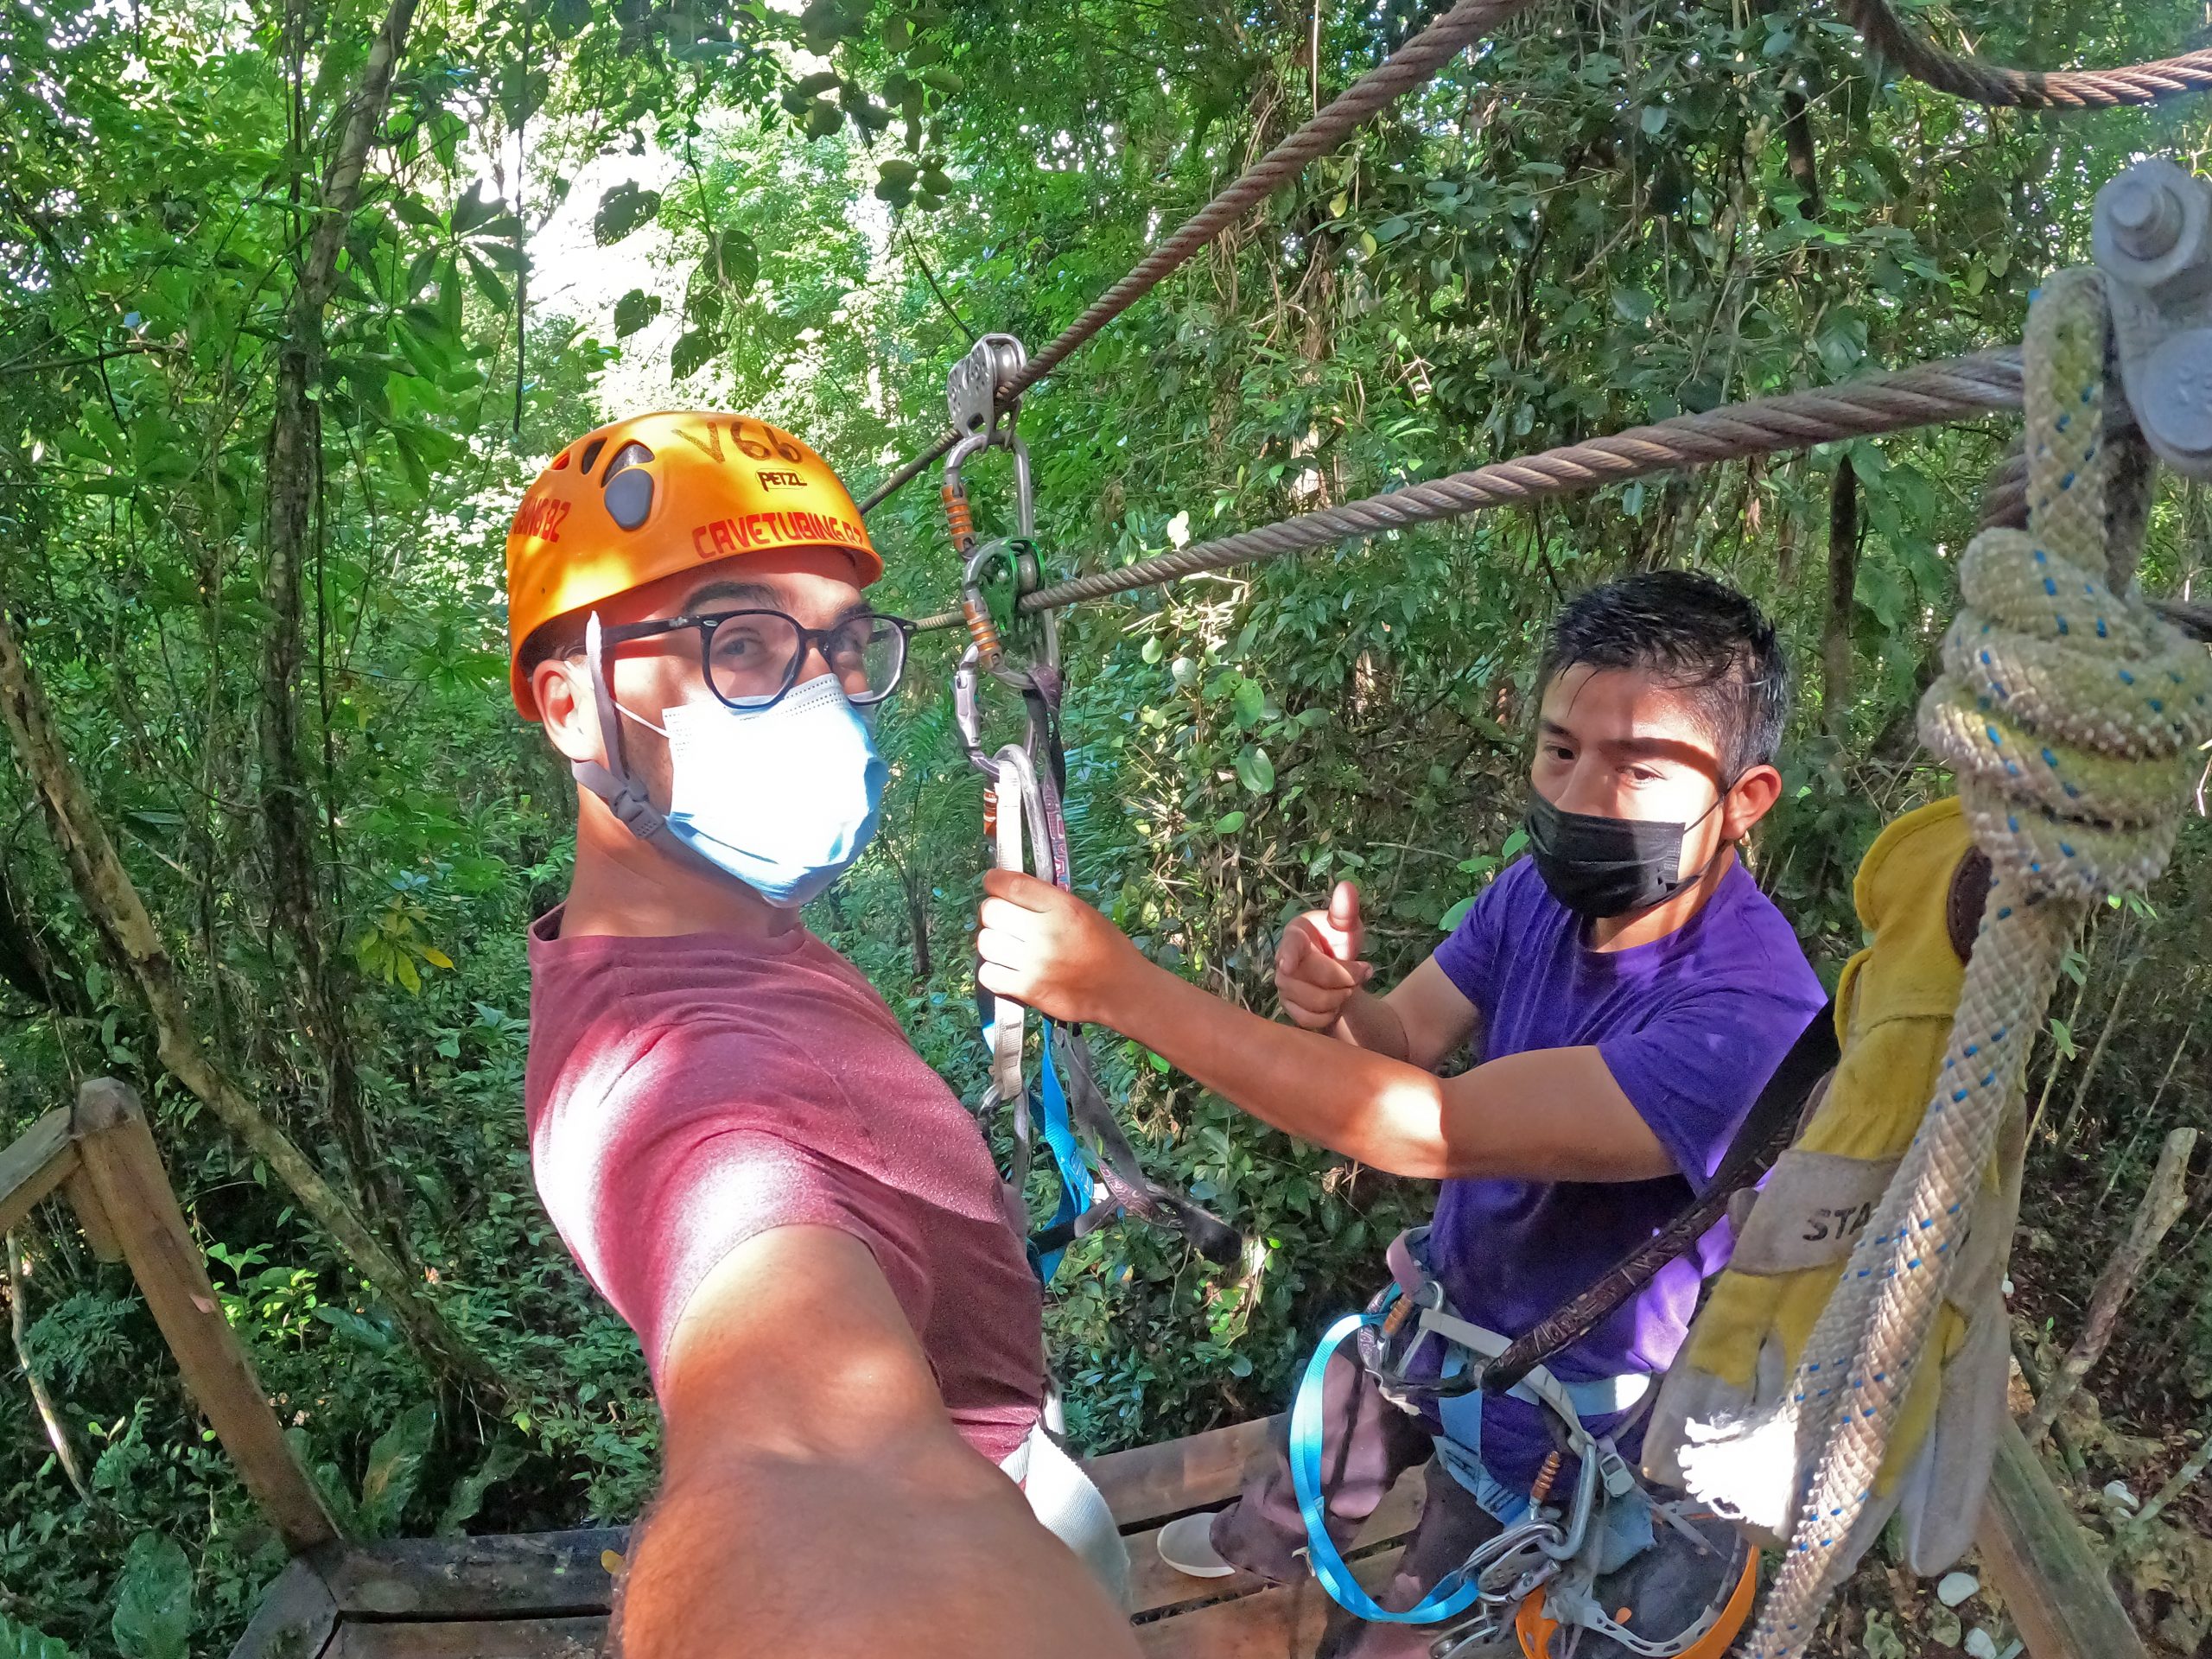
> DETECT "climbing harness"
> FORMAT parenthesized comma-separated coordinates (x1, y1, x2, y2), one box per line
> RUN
(1284, 1005, 1839, 1656)
(945, 337, 1242, 1280)
(1291, 1229, 1756, 1659)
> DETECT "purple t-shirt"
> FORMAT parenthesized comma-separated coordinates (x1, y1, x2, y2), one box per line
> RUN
(1428, 855, 1825, 1488)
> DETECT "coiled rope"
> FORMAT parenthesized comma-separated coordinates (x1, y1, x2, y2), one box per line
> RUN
(858, 0, 1535, 514)
(1843, 0, 2212, 110)
(909, 350, 2026, 630)
(1738, 268, 2212, 1657)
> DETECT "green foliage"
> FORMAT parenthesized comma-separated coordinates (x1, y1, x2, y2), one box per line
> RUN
(2, 0, 2209, 1652)
(0, 1615, 78, 1659)
(109, 1535, 191, 1659)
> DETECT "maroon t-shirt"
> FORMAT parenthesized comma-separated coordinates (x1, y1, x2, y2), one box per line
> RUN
(524, 908, 1046, 1462)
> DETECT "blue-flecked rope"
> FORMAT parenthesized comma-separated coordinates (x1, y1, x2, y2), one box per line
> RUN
(1743, 269, 2212, 1656)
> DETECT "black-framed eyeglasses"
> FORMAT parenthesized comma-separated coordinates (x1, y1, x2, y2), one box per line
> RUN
(594, 609, 914, 712)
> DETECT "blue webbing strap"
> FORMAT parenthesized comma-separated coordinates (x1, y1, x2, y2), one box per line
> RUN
(1290, 1312, 1490, 1625)
(1033, 1027, 1094, 1281)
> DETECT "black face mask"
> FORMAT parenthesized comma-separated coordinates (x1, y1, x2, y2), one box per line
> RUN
(1523, 788, 1729, 920)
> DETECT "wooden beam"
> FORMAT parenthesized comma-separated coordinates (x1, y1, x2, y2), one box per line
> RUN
(72, 1077, 340, 1553)
(325, 1618, 606, 1659)
(224, 1558, 338, 1659)
(1089, 1416, 1283, 1530)
(312, 1529, 628, 1619)
(63, 1166, 124, 1262)
(1976, 1418, 2149, 1659)
(0, 1108, 77, 1237)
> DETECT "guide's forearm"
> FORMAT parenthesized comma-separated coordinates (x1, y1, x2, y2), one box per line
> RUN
(1332, 987, 1410, 1060)
(1106, 961, 1456, 1177)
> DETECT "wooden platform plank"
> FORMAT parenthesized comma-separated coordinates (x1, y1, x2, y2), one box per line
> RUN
(313, 1528, 629, 1619)
(1135, 1547, 1405, 1657)
(1090, 1416, 1284, 1529)
(1975, 1418, 2149, 1659)
(326, 1618, 607, 1659)
(1126, 1468, 1427, 1618)
(226, 1558, 338, 1659)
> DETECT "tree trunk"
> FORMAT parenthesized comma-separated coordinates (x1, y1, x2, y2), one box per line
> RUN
(0, 601, 499, 1394)
(1822, 454, 1859, 741)
(1780, 88, 1823, 222)
(258, 0, 423, 1240)
(0, 859, 88, 1015)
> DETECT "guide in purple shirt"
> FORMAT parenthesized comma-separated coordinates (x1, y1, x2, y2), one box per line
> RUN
(975, 570, 1828, 1658)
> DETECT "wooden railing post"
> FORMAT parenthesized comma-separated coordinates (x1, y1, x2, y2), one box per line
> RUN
(0, 1109, 79, 1238)
(1975, 1417, 2150, 1659)
(71, 1077, 340, 1552)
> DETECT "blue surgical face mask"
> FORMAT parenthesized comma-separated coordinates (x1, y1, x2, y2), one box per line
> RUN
(631, 674, 887, 909)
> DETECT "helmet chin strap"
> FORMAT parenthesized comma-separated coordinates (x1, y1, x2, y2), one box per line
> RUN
(571, 611, 671, 842)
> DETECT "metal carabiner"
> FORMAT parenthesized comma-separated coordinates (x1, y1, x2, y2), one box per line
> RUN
(953, 643, 999, 780)
(944, 334, 1039, 673)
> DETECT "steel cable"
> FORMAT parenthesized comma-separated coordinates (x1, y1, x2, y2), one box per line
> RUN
(1843, 0, 2212, 109)
(858, 0, 1535, 515)
(907, 350, 2026, 629)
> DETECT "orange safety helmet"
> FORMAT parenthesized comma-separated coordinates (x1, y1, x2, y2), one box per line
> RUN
(505, 410, 881, 718)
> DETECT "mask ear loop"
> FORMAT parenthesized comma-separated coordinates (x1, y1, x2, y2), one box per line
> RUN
(571, 611, 671, 842)
(1663, 770, 1745, 894)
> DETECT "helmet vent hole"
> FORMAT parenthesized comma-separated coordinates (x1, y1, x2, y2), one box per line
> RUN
(604, 467, 654, 531)
(601, 441, 652, 483)
(552, 449, 571, 469)
(578, 436, 608, 475)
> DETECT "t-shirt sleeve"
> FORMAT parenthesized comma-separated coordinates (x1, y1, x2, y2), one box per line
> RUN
(1431, 855, 1530, 1014)
(529, 1022, 932, 1383)
(1597, 986, 1824, 1191)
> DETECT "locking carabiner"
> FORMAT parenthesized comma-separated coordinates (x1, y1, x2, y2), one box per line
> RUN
(942, 334, 1045, 676)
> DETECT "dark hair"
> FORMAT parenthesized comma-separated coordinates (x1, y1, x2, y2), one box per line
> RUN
(517, 611, 588, 683)
(1536, 570, 1789, 778)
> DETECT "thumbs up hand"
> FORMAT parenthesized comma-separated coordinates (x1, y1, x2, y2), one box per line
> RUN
(1274, 880, 1375, 1032)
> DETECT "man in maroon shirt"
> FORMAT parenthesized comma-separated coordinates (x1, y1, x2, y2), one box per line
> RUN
(505, 412, 1136, 1658)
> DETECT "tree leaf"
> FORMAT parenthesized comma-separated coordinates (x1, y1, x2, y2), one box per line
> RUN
(359, 1401, 437, 1536)
(1213, 810, 1247, 833)
(1233, 746, 1274, 794)
(593, 181, 662, 246)
(1232, 677, 1266, 728)
(450, 181, 498, 237)
(0, 1611, 79, 1659)
(313, 1304, 396, 1352)
(547, 0, 591, 36)
(670, 330, 717, 379)
(613, 288, 662, 339)
(462, 249, 512, 312)
(111, 1532, 191, 1659)
(435, 1444, 525, 1536)
(715, 228, 759, 290)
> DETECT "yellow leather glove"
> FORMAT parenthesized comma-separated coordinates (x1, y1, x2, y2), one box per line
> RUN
(1645, 796, 2024, 1574)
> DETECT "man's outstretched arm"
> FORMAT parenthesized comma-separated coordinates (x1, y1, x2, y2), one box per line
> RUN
(978, 870, 1672, 1184)
(616, 1223, 1138, 1659)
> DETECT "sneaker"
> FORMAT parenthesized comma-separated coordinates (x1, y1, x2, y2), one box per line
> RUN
(1155, 1510, 1238, 1578)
